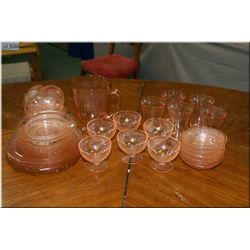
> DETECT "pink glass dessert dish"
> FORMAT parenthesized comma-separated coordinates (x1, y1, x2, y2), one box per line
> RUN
(78, 135, 112, 173)
(147, 136, 180, 173)
(143, 118, 174, 138)
(117, 129, 148, 164)
(200, 106, 227, 129)
(189, 94, 215, 127)
(71, 75, 120, 129)
(87, 118, 117, 139)
(6, 111, 82, 174)
(24, 84, 65, 115)
(180, 127, 227, 170)
(113, 110, 141, 131)
(140, 96, 166, 121)
(167, 100, 193, 140)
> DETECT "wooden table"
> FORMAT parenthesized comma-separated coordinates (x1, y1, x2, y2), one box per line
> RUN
(2, 78, 249, 207)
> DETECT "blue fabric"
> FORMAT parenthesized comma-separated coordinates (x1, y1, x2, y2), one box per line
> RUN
(68, 43, 94, 59)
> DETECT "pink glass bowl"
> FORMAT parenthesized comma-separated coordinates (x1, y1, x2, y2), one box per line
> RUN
(24, 84, 65, 115)
(6, 111, 82, 174)
(143, 118, 174, 138)
(180, 127, 227, 169)
(87, 118, 117, 139)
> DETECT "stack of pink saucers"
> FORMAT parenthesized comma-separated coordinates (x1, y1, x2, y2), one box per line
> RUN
(180, 127, 227, 169)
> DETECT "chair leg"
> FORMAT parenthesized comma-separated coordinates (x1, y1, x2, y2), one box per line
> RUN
(81, 68, 87, 75)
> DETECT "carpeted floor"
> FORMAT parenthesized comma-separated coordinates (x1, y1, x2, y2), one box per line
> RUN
(2, 43, 82, 82)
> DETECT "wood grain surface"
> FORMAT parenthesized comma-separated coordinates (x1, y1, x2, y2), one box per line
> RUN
(2, 78, 249, 207)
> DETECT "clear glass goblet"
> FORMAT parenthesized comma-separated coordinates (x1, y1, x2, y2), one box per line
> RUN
(78, 135, 112, 173)
(117, 129, 148, 164)
(147, 136, 180, 173)
(87, 118, 117, 139)
(113, 110, 141, 131)
(143, 118, 174, 138)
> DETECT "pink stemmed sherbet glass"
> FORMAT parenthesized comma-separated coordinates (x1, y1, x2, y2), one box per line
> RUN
(113, 110, 141, 131)
(117, 129, 148, 164)
(147, 136, 180, 173)
(78, 135, 112, 173)
(143, 118, 174, 138)
(87, 118, 117, 139)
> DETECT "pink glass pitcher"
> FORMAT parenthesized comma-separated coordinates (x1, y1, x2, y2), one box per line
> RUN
(71, 75, 121, 129)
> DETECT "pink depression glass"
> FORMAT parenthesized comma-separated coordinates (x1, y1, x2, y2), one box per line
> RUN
(189, 94, 215, 127)
(71, 75, 120, 130)
(200, 106, 227, 129)
(161, 89, 186, 103)
(113, 110, 141, 131)
(117, 129, 148, 164)
(180, 127, 227, 170)
(140, 96, 166, 122)
(78, 135, 112, 173)
(143, 118, 174, 138)
(167, 100, 193, 140)
(6, 111, 82, 174)
(87, 118, 117, 139)
(24, 84, 64, 115)
(147, 136, 180, 173)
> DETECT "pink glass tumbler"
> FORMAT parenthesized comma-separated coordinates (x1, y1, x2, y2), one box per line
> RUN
(189, 94, 215, 127)
(200, 106, 227, 129)
(140, 96, 166, 122)
(167, 100, 193, 140)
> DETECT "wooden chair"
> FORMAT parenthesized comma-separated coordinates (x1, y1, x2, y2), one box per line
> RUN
(2, 42, 41, 81)
(81, 43, 142, 79)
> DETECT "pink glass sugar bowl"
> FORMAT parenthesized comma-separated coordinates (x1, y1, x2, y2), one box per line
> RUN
(180, 127, 227, 170)
(23, 84, 65, 115)
(6, 111, 82, 174)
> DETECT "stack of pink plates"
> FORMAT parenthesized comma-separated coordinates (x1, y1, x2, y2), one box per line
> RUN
(6, 111, 82, 174)
(180, 127, 227, 169)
